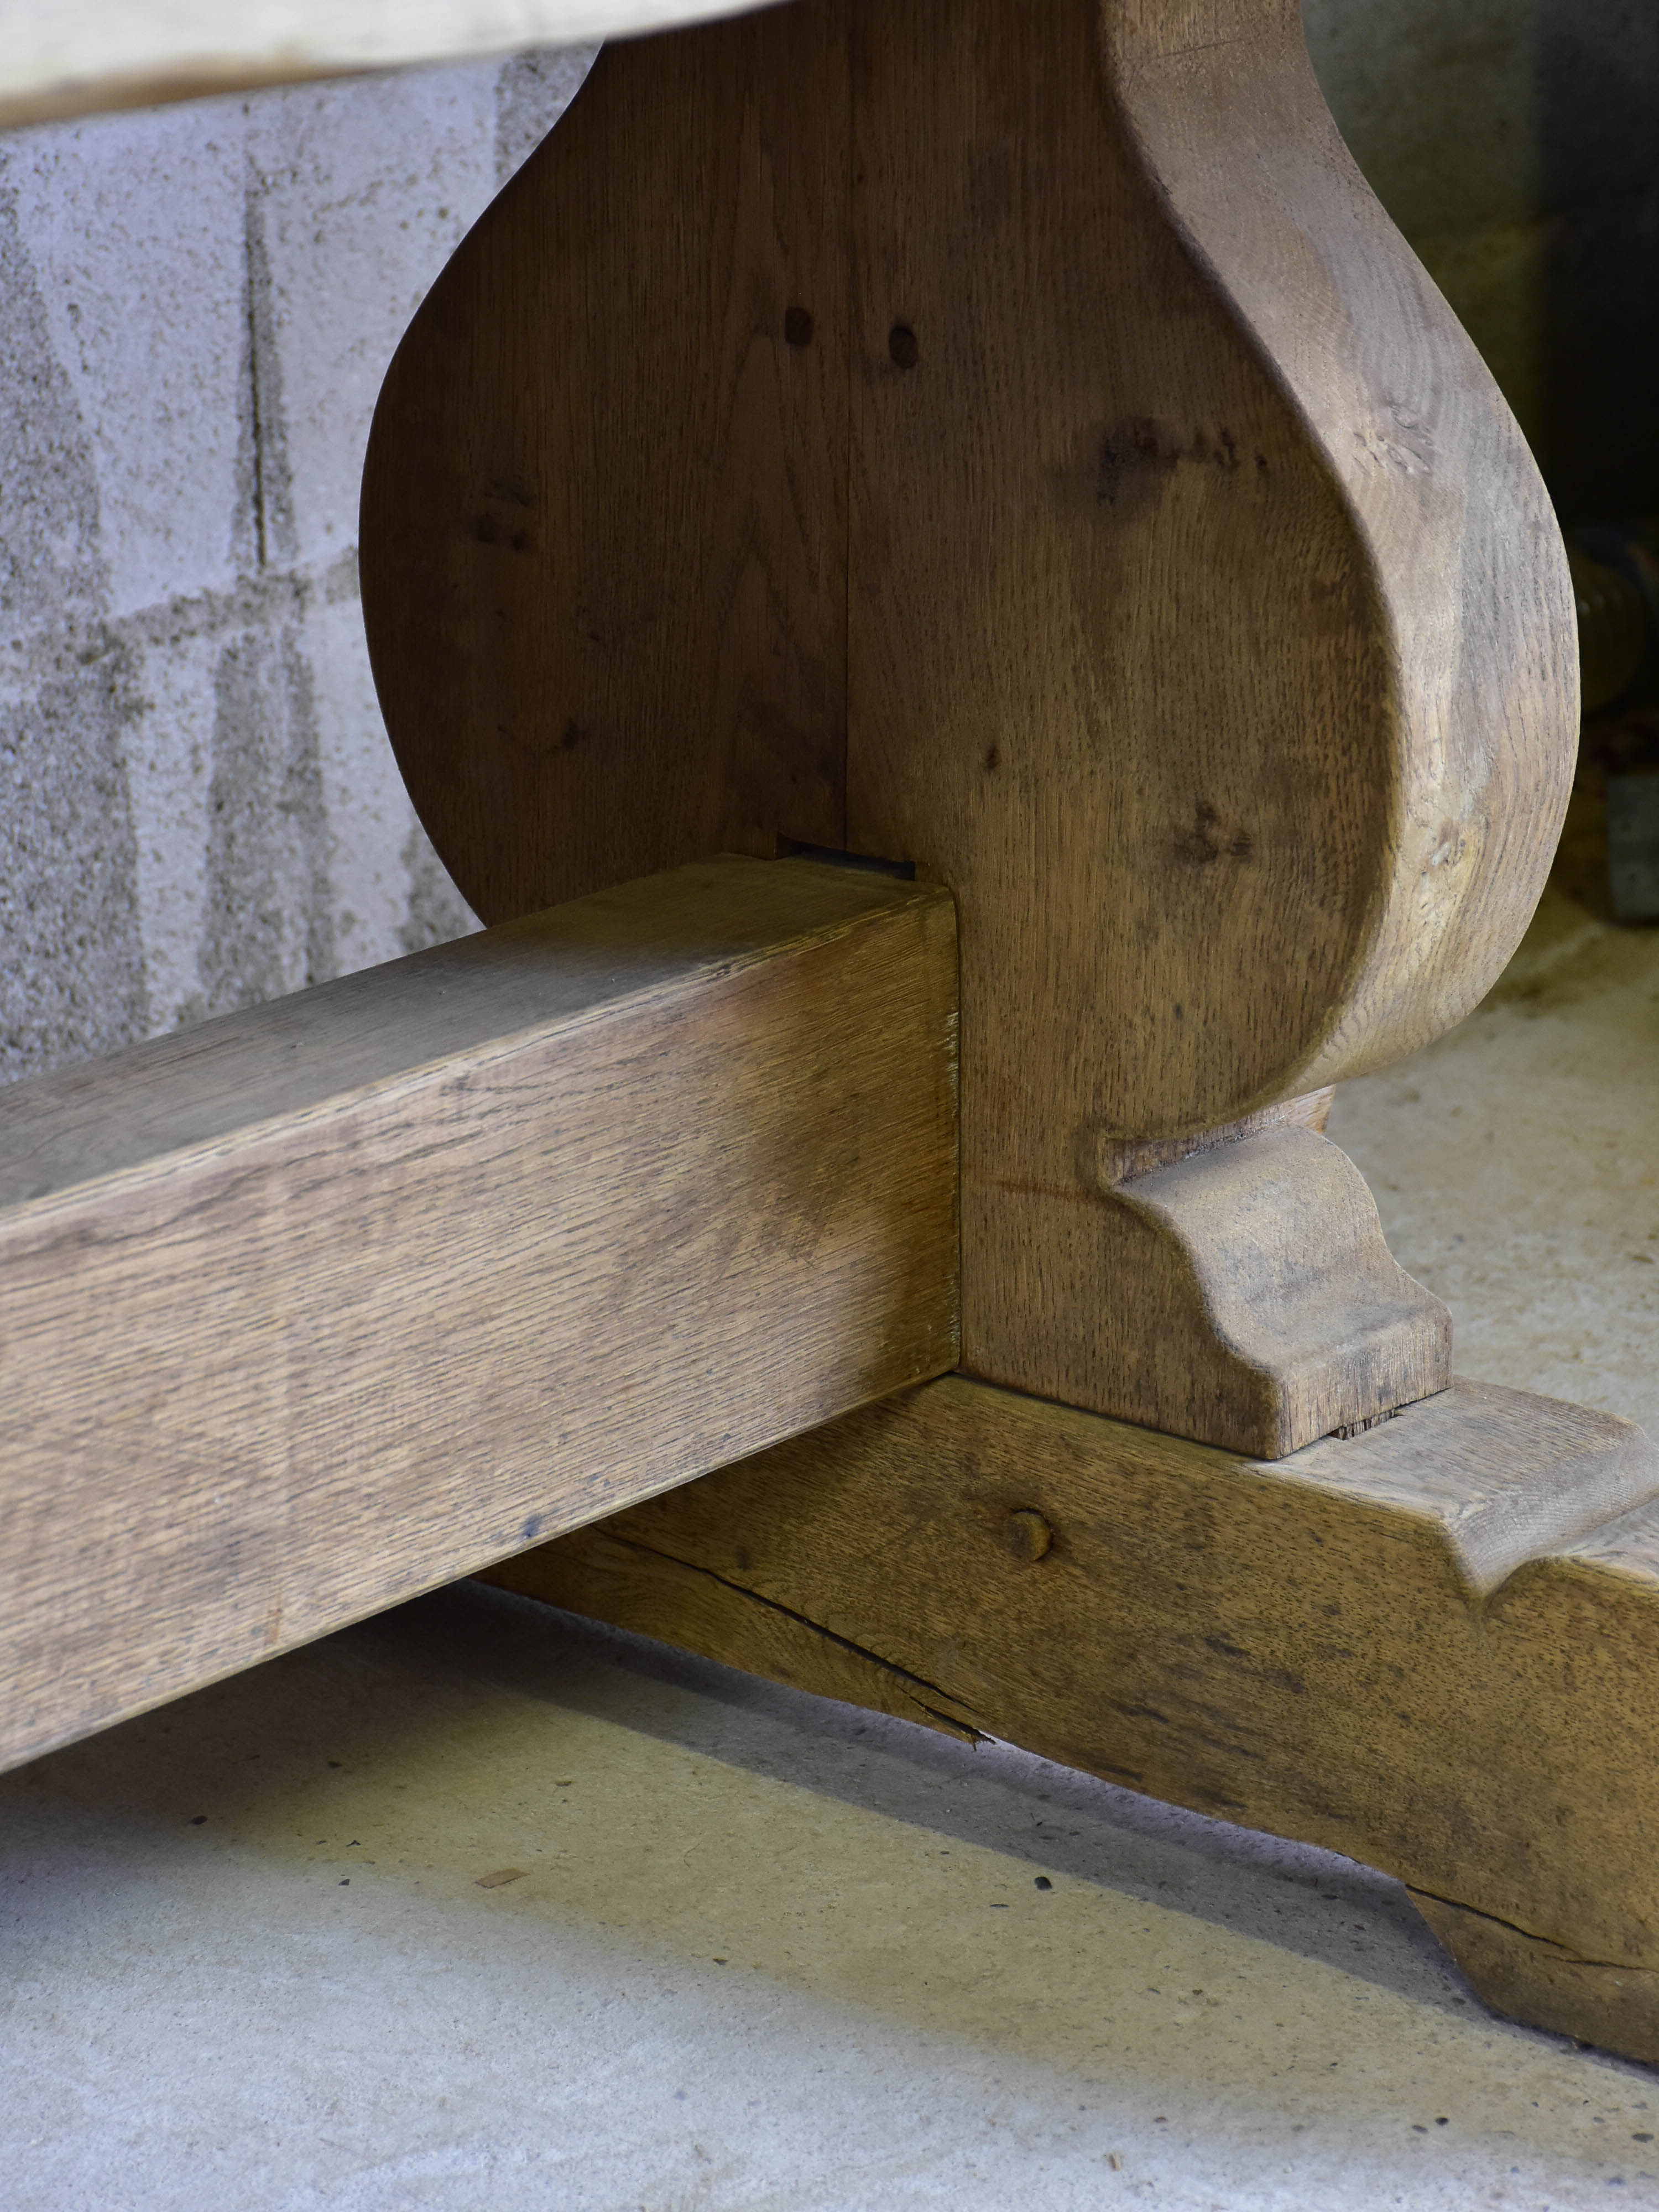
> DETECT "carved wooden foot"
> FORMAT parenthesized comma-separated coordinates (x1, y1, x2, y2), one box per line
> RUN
(488, 1374, 1659, 2065)
(974, 1100, 1451, 1457)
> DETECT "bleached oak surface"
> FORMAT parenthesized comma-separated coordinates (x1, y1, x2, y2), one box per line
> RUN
(0, 0, 774, 131)
(0, 857, 958, 1772)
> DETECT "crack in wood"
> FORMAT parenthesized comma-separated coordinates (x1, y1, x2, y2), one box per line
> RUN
(1407, 1885, 1659, 1979)
(605, 1531, 989, 1745)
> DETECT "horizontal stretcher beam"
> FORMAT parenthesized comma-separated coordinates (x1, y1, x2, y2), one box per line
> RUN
(0, 855, 958, 1772)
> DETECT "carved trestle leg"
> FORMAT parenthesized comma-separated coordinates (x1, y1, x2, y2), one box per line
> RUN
(356, 0, 1630, 2055)
(359, 0, 1572, 1463)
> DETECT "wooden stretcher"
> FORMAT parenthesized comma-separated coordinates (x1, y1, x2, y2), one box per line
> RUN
(8, 0, 1659, 2067)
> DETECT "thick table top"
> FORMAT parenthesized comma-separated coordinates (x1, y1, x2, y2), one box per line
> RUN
(0, 0, 772, 131)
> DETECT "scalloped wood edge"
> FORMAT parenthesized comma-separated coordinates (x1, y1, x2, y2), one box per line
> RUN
(363, 0, 1578, 1144)
(491, 1371, 1659, 2064)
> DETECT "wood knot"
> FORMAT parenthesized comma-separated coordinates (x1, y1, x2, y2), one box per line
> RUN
(888, 322, 919, 370)
(1001, 1507, 1052, 1563)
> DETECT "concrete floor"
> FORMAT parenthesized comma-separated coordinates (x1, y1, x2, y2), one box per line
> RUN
(4, 883, 1658, 2211)
(1332, 881, 1659, 1442)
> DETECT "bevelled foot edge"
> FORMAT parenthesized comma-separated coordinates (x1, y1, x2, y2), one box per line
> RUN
(965, 1126, 1450, 1459)
(1412, 1890, 1659, 2065)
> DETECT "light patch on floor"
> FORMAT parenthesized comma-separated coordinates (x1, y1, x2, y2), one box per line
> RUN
(4, 1580, 1658, 2209)
(1332, 885, 1659, 1439)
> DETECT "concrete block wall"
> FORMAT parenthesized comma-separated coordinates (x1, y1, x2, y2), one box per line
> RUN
(0, 44, 593, 1084)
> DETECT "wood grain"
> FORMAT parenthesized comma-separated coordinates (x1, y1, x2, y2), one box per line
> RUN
(0, 856, 958, 1774)
(492, 1370, 1659, 2062)
(1091, 1083, 1333, 1190)
(362, 2, 852, 925)
(363, 0, 1573, 1123)
(360, 0, 1574, 1439)
(846, 0, 1574, 1394)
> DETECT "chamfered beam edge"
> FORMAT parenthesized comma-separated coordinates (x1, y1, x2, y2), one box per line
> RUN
(0, 855, 959, 1773)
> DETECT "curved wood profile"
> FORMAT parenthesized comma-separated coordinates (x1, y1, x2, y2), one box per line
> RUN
(362, 0, 1572, 1136)
(1104, 0, 1575, 1099)
(363, 1, 854, 915)
(360, 0, 1574, 1432)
